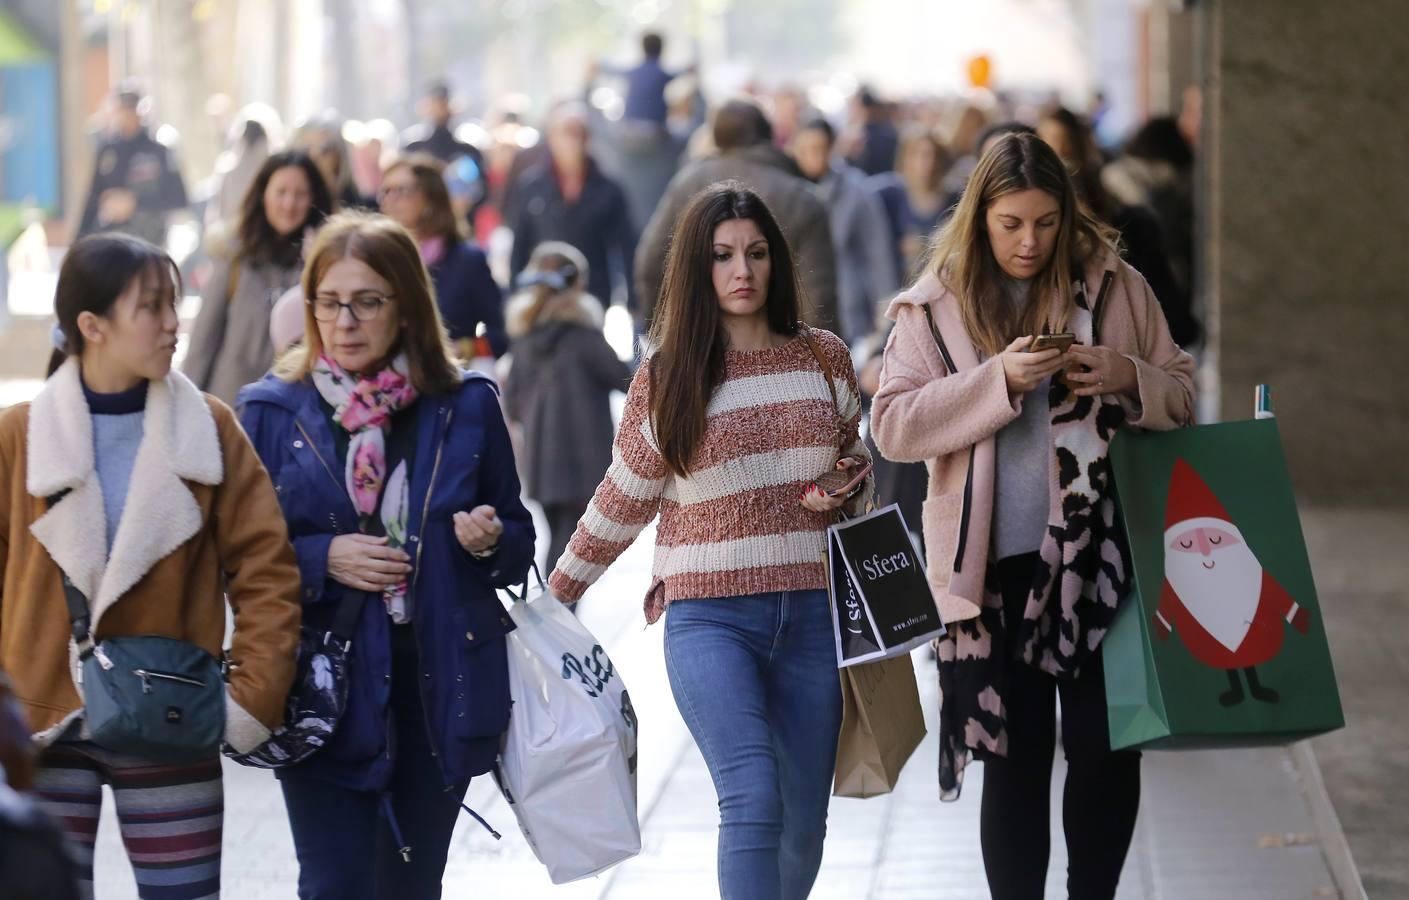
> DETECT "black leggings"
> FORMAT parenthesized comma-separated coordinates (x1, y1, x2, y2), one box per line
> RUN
(980, 553, 1142, 900)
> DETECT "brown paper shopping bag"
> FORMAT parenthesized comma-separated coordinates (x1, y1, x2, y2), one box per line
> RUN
(832, 654, 927, 798)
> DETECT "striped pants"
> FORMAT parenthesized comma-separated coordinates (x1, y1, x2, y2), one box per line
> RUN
(32, 741, 223, 900)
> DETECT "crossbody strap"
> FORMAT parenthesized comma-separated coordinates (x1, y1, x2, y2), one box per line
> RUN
(799, 326, 845, 452)
(46, 490, 96, 656)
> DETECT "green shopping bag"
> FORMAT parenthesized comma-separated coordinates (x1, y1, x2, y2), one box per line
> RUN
(1104, 419, 1344, 750)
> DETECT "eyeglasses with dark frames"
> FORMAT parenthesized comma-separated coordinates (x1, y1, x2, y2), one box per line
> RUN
(307, 294, 394, 322)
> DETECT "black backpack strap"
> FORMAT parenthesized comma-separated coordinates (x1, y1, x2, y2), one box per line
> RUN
(327, 592, 364, 644)
(45, 490, 96, 657)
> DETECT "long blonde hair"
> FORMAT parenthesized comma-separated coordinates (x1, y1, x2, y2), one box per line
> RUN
(926, 131, 1119, 357)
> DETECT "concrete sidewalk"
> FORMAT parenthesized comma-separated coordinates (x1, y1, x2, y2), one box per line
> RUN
(83, 514, 1359, 899)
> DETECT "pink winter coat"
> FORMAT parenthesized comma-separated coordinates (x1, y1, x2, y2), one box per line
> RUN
(871, 251, 1194, 625)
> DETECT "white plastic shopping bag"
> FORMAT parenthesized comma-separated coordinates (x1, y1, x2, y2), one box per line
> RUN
(496, 582, 641, 883)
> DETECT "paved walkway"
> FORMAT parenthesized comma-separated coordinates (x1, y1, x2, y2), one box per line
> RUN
(80, 516, 1352, 899)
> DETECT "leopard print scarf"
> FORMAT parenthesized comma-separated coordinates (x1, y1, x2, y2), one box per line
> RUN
(935, 274, 1131, 799)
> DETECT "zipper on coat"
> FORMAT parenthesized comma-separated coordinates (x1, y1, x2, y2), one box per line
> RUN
(295, 420, 344, 495)
(133, 669, 206, 693)
(922, 305, 974, 574)
(406, 406, 464, 795)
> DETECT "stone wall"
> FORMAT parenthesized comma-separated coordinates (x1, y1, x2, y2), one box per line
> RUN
(1203, 0, 1409, 505)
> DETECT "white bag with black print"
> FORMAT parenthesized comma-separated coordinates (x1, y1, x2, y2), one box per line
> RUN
(496, 575, 640, 884)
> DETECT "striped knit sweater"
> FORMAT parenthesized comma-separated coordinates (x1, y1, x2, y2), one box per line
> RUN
(547, 327, 873, 621)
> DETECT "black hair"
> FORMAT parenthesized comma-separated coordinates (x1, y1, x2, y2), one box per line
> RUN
(47, 234, 181, 377)
(236, 151, 333, 266)
(1123, 116, 1194, 168)
(642, 32, 664, 59)
(801, 117, 836, 146)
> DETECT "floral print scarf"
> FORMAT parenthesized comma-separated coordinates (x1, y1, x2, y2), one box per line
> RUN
(312, 353, 419, 622)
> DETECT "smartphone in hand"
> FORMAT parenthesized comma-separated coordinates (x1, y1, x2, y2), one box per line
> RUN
(1028, 332, 1077, 353)
(814, 461, 874, 498)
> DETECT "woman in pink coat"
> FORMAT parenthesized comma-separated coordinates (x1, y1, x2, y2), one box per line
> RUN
(871, 132, 1193, 900)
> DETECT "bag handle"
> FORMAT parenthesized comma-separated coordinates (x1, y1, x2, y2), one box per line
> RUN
(800, 326, 846, 454)
(503, 560, 548, 604)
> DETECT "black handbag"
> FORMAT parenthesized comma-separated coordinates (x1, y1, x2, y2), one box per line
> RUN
(221, 590, 361, 768)
(60, 575, 226, 763)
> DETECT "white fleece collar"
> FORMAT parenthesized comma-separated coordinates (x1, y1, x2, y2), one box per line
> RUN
(27, 358, 223, 630)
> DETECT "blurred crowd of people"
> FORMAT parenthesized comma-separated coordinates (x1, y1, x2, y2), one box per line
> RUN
(72, 30, 1204, 567)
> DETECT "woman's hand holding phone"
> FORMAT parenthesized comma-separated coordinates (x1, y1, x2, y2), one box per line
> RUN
(801, 456, 869, 512)
(1001, 336, 1068, 395)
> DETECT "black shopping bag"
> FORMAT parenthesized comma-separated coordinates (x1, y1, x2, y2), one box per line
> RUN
(827, 503, 945, 668)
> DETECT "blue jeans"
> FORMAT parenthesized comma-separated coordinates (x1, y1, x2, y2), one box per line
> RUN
(664, 590, 843, 900)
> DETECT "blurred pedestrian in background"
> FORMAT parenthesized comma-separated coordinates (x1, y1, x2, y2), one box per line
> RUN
(593, 31, 696, 128)
(1102, 116, 1197, 297)
(186, 151, 332, 404)
(203, 106, 282, 258)
(239, 213, 534, 898)
(503, 242, 630, 574)
(379, 155, 508, 359)
(293, 113, 372, 211)
(508, 101, 638, 313)
(637, 99, 837, 333)
(843, 86, 899, 176)
(77, 85, 189, 248)
(1038, 106, 1200, 346)
(790, 117, 899, 347)
(8, 234, 301, 899)
(872, 128, 951, 282)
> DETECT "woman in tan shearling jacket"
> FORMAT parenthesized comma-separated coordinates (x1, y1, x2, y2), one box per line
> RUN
(872, 133, 1193, 900)
(0, 234, 301, 897)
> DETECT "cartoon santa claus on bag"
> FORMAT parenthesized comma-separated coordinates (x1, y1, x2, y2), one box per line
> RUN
(1153, 459, 1312, 706)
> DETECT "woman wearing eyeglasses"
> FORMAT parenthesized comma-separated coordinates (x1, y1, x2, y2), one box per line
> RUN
(236, 212, 535, 898)
(378, 155, 509, 361)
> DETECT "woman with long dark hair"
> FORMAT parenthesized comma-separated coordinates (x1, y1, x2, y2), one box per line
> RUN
(872, 132, 1194, 899)
(185, 150, 332, 403)
(1, 234, 301, 898)
(548, 182, 873, 899)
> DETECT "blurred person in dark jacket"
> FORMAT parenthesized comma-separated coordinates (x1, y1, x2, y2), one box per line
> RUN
(0, 672, 81, 900)
(503, 242, 631, 573)
(77, 86, 189, 248)
(843, 86, 899, 176)
(380, 155, 508, 358)
(593, 31, 696, 127)
(791, 118, 899, 346)
(1040, 107, 1200, 346)
(871, 128, 951, 282)
(508, 102, 638, 313)
(1102, 116, 1197, 297)
(636, 98, 838, 332)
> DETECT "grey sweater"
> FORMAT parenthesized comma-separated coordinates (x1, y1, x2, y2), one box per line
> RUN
(992, 277, 1051, 560)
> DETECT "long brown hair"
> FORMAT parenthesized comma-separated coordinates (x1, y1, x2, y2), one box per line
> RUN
(236, 150, 332, 266)
(274, 212, 462, 394)
(926, 131, 1118, 357)
(648, 182, 801, 478)
(382, 154, 464, 245)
